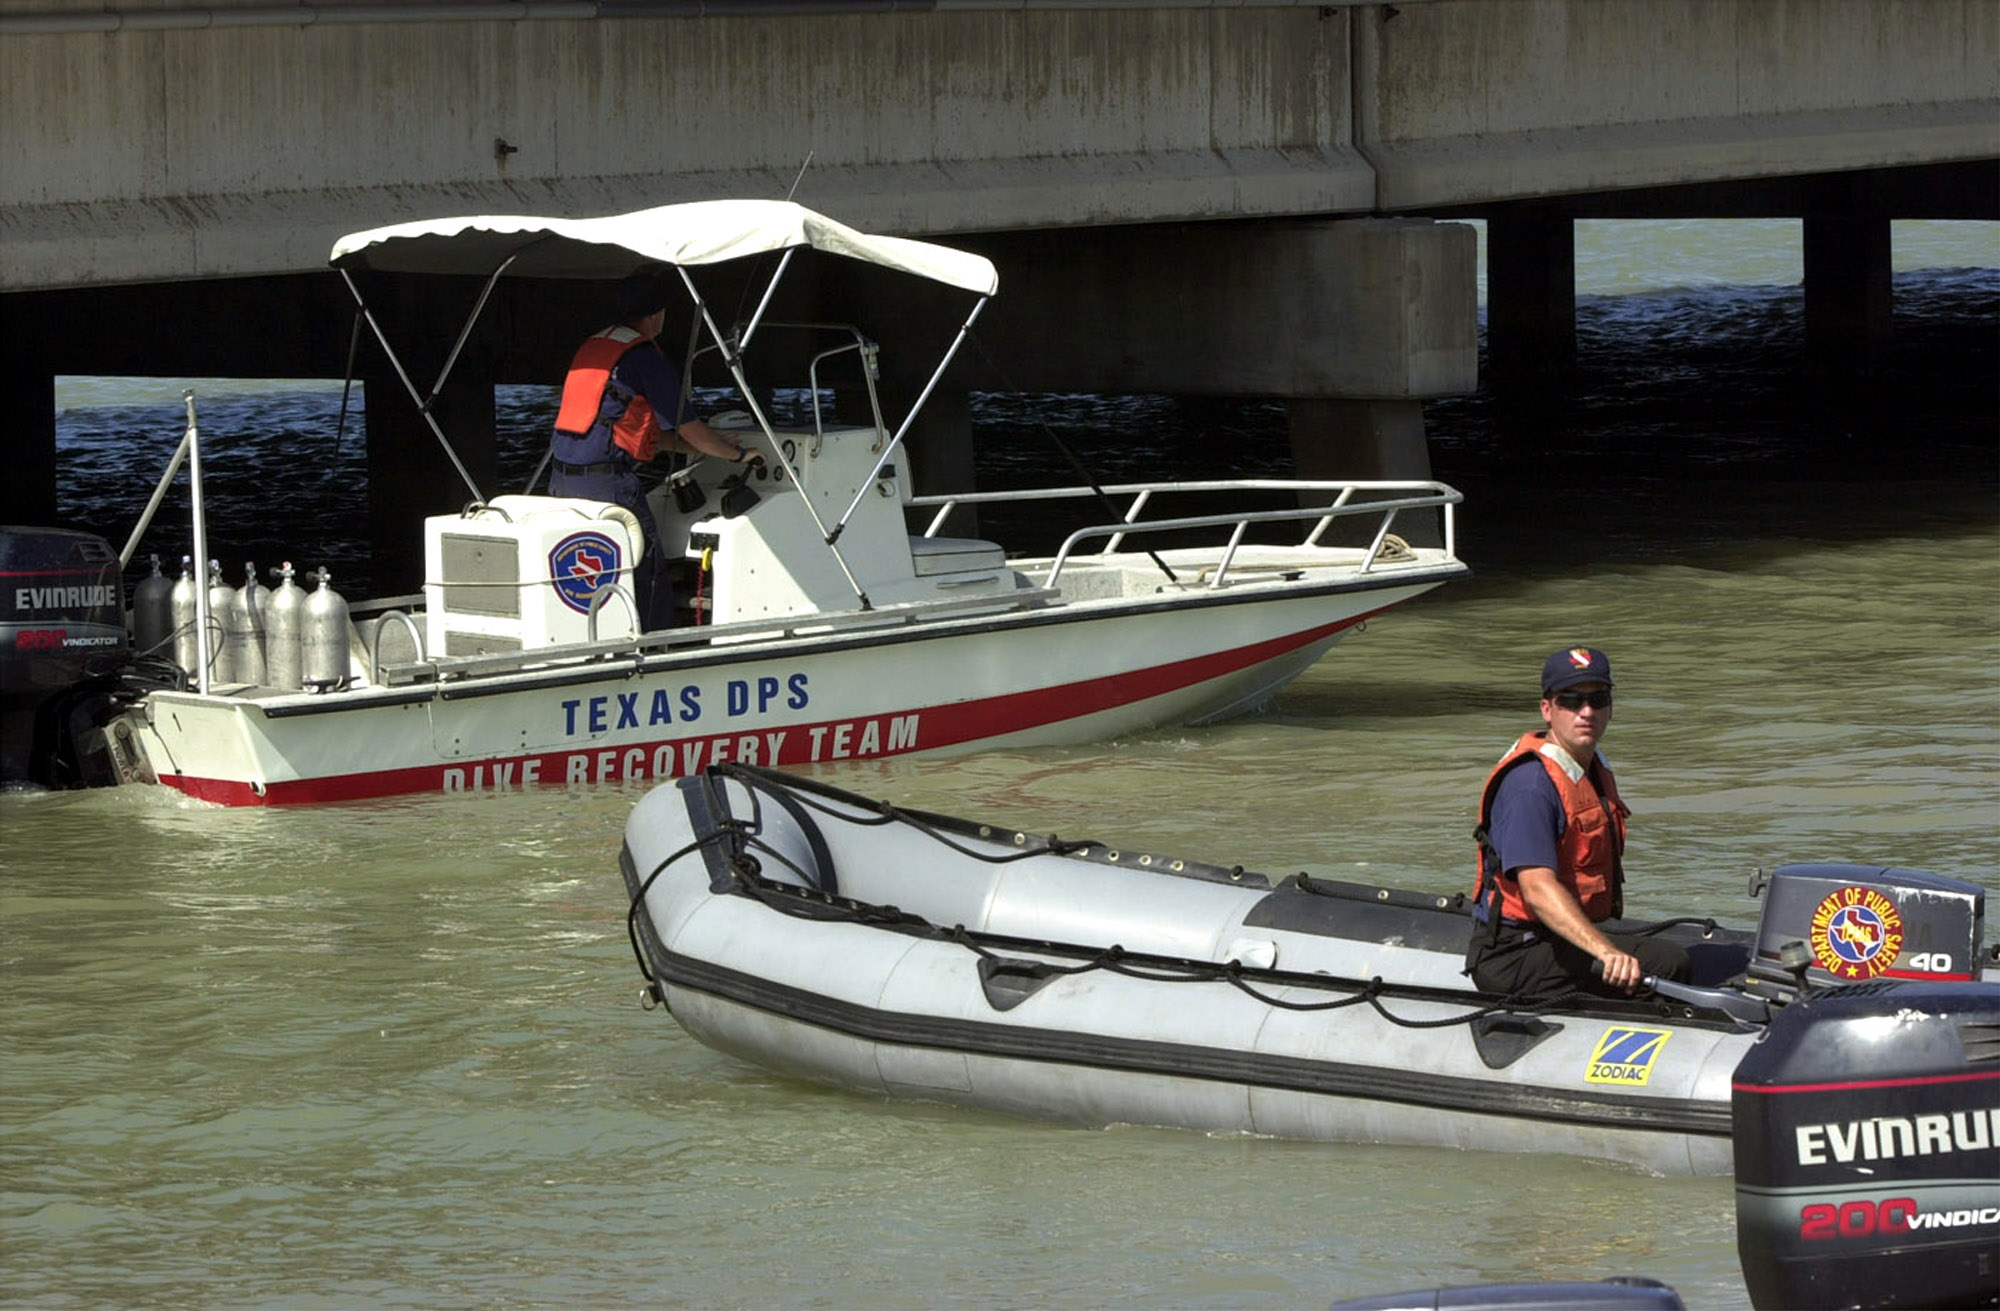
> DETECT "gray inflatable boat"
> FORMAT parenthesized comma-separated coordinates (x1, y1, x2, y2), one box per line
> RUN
(621, 765, 1996, 1179)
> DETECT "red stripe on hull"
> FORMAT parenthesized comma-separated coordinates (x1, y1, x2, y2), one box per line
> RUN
(158, 611, 1376, 805)
(1732, 1070, 2000, 1096)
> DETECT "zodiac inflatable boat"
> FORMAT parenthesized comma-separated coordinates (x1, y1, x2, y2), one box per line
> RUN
(621, 766, 2000, 1307)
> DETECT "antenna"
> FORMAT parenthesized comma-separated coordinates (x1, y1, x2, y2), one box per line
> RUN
(785, 150, 814, 201)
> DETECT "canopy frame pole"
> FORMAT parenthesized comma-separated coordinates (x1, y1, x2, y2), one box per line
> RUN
(833, 295, 988, 537)
(734, 247, 793, 354)
(182, 391, 215, 695)
(120, 427, 192, 569)
(423, 253, 517, 416)
(673, 264, 875, 611)
(337, 267, 486, 504)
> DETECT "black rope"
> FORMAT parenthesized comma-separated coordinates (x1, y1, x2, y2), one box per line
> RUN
(643, 766, 1698, 1032)
(724, 858, 1597, 1032)
(713, 762, 1098, 865)
(624, 824, 751, 990)
(1627, 915, 1720, 938)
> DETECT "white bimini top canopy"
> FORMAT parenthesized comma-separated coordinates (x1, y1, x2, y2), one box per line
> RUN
(329, 198, 998, 296)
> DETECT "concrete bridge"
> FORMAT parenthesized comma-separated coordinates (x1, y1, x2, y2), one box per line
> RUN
(3, 0, 1995, 565)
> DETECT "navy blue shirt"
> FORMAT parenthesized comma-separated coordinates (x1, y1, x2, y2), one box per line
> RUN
(612, 341, 693, 432)
(1487, 761, 1566, 877)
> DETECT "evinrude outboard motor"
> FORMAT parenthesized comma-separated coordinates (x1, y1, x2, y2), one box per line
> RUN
(1733, 980, 2000, 1310)
(0, 526, 136, 788)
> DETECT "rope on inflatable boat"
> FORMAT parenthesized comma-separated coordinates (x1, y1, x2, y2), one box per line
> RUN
(631, 765, 1686, 1027)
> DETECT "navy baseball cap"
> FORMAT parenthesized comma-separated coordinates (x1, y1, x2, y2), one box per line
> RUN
(1542, 646, 1613, 694)
(612, 266, 672, 321)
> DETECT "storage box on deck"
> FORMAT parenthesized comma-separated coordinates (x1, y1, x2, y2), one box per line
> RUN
(910, 537, 1005, 577)
(423, 496, 642, 657)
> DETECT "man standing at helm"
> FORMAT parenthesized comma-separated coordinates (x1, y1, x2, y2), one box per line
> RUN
(549, 265, 760, 629)
(1465, 646, 1691, 1000)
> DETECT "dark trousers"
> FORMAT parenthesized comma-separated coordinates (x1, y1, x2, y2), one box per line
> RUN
(1468, 924, 1691, 1002)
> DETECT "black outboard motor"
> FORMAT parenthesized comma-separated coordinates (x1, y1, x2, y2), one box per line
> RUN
(1734, 980, 2000, 1310)
(0, 526, 140, 788)
(1746, 864, 1989, 995)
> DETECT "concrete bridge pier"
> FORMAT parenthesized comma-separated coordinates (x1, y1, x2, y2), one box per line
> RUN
(1480, 204, 1906, 395)
(1484, 212, 1578, 389)
(1, 370, 57, 527)
(959, 217, 1478, 545)
(1803, 214, 1891, 384)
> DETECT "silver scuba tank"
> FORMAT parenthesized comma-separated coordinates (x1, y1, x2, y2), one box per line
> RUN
(264, 561, 305, 692)
(206, 559, 237, 682)
(300, 568, 351, 691)
(170, 556, 199, 675)
(229, 561, 268, 687)
(132, 553, 174, 657)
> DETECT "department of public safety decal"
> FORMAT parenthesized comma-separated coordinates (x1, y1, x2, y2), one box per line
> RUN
(1586, 1026, 1671, 1087)
(1807, 885, 1905, 980)
(549, 530, 623, 615)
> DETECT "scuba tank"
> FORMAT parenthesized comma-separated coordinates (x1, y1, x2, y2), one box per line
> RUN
(229, 561, 268, 687)
(264, 561, 305, 692)
(170, 556, 199, 676)
(300, 568, 351, 691)
(132, 554, 174, 657)
(206, 559, 237, 683)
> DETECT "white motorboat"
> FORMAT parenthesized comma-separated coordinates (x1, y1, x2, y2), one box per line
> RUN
(619, 765, 2000, 1309)
(5, 200, 1465, 804)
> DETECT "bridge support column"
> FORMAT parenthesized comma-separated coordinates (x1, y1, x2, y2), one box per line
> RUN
(965, 216, 1476, 483)
(1287, 398, 1437, 546)
(1486, 212, 1576, 387)
(1, 369, 57, 525)
(1803, 215, 1891, 383)
(1287, 399, 1432, 482)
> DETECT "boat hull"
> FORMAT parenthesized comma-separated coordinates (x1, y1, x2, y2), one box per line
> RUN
(622, 766, 1757, 1175)
(658, 955, 1739, 1176)
(132, 577, 1437, 805)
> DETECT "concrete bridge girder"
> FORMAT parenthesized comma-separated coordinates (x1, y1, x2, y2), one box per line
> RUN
(2, 2, 1996, 292)
(961, 219, 1478, 400)
(4, 0, 1995, 542)
(1358, 0, 2000, 211)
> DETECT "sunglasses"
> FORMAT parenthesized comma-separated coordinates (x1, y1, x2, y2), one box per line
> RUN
(1551, 690, 1613, 711)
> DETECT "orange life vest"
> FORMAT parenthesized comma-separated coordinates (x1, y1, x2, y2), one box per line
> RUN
(1471, 730, 1627, 926)
(554, 326, 663, 461)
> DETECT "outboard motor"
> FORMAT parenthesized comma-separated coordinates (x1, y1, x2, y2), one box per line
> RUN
(1733, 980, 2000, 1310)
(1744, 864, 1989, 998)
(0, 526, 135, 788)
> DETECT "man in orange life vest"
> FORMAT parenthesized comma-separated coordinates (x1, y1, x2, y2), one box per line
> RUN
(1465, 646, 1691, 1000)
(550, 267, 761, 629)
